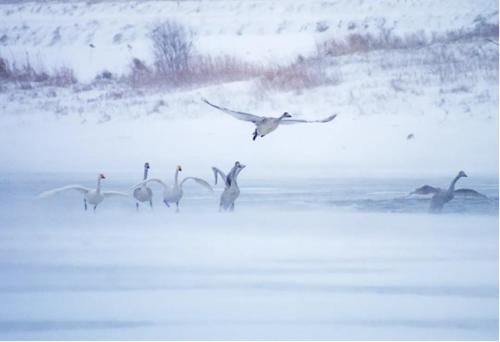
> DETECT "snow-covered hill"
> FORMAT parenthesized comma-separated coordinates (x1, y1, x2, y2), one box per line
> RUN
(0, 0, 497, 79)
(0, 0, 498, 178)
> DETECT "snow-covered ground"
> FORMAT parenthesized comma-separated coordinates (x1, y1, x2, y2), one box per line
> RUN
(0, 0, 498, 340)
(0, 0, 497, 177)
(0, 0, 497, 80)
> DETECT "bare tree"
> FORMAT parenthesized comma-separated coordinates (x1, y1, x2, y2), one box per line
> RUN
(150, 20, 193, 81)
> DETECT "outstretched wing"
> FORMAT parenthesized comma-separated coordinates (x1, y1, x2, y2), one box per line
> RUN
(410, 185, 440, 195)
(202, 98, 263, 123)
(103, 191, 130, 198)
(181, 177, 214, 192)
(131, 178, 168, 191)
(146, 178, 169, 190)
(36, 185, 90, 199)
(212, 167, 230, 187)
(454, 188, 488, 199)
(280, 114, 337, 125)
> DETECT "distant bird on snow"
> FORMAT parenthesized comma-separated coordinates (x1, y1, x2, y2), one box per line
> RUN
(202, 98, 337, 141)
(89, 43, 95, 48)
(407, 133, 414, 140)
(409, 170, 487, 212)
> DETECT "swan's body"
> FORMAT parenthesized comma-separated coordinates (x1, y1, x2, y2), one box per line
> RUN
(36, 174, 127, 211)
(410, 171, 487, 212)
(212, 161, 246, 211)
(202, 98, 337, 140)
(133, 162, 153, 209)
(140, 165, 213, 212)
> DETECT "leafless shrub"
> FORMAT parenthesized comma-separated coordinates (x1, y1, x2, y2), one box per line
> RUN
(181, 55, 262, 85)
(126, 57, 153, 87)
(0, 55, 75, 87)
(381, 40, 498, 87)
(124, 54, 262, 89)
(0, 56, 9, 78)
(258, 61, 341, 92)
(46, 66, 76, 87)
(317, 24, 499, 58)
(150, 20, 193, 82)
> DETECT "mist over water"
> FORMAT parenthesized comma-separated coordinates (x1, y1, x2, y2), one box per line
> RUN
(0, 173, 497, 340)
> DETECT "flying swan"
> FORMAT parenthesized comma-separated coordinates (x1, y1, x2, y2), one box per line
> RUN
(202, 98, 337, 140)
(410, 170, 487, 212)
(137, 165, 213, 212)
(212, 161, 246, 211)
(36, 173, 128, 211)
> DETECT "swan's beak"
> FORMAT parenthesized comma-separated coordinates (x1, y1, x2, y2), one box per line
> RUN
(239, 164, 246, 169)
(101, 174, 106, 179)
(463, 173, 468, 177)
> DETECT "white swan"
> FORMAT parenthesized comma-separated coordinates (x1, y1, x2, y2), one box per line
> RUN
(132, 162, 153, 210)
(410, 171, 487, 212)
(139, 165, 213, 212)
(212, 161, 246, 211)
(36, 174, 128, 211)
(202, 98, 337, 140)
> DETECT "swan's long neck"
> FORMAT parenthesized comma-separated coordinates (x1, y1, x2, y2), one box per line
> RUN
(143, 167, 149, 180)
(228, 166, 241, 187)
(96, 177, 102, 194)
(278, 114, 288, 121)
(448, 174, 462, 192)
(174, 169, 180, 187)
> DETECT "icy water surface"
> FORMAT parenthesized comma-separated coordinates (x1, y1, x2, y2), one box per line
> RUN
(0, 173, 498, 340)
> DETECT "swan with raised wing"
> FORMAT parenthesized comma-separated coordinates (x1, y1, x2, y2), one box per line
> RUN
(410, 171, 487, 212)
(212, 161, 246, 211)
(139, 165, 213, 212)
(36, 173, 128, 211)
(202, 98, 337, 140)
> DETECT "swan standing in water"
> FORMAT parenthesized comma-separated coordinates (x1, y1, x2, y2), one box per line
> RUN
(202, 98, 337, 141)
(138, 165, 213, 212)
(212, 161, 246, 211)
(36, 174, 128, 211)
(410, 171, 487, 212)
(132, 162, 153, 210)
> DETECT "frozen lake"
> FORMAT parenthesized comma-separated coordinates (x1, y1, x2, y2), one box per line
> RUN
(0, 173, 498, 340)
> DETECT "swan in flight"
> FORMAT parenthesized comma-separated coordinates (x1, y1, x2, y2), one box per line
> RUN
(202, 98, 337, 140)
(410, 171, 487, 212)
(132, 162, 153, 210)
(36, 174, 128, 211)
(212, 161, 246, 211)
(138, 165, 213, 212)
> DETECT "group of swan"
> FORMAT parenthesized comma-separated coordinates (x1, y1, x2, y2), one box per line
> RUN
(37, 162, 245, 212)
(37, 98, 487, 214)
(409, 171, 487, 212)
(133, 164, 215, 212)
(37, 168, 487, 213)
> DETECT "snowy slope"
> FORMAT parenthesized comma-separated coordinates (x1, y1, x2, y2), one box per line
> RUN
(0, 0, 497, 80)
(0, 0, 498, 178)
